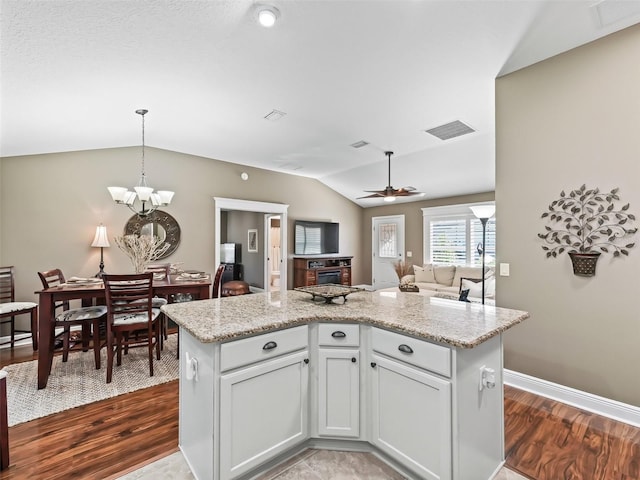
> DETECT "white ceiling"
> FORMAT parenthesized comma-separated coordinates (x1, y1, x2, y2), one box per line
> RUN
(2, 0, 639, 207)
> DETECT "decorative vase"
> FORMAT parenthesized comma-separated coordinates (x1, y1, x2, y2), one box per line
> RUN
(568, 252, 600, 277)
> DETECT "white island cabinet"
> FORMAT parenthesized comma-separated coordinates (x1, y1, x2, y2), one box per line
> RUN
(316, 323, 360, 439)
(164, 290, 529, 480)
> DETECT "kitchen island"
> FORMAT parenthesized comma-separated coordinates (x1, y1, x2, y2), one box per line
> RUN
(162, 290, 529, 480)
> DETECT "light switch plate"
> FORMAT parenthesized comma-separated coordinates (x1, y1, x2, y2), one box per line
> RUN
(406, 251, 412, 258)
(499, 263, 510, 276)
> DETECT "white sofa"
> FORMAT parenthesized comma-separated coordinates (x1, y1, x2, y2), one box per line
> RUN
(400, 263, 495, 301)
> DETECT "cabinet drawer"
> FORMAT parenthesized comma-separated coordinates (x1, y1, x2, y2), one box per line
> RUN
(318, 323, 359, 347)
(221, 325, 308, 372)
(371, 327, 451, 377)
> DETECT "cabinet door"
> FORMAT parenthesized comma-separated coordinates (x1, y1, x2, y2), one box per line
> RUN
(341, 267, 351, 285)
(370, 354, 451, 480)
(318, 349, 359, 438)
(220, 350, 309, 480)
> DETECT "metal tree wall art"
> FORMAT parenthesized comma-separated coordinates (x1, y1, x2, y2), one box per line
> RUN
(538, 185, 637, 276)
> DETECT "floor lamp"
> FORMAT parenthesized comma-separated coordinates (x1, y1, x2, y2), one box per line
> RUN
(470, 205, 495, 305)
(91, 224, 110, 278)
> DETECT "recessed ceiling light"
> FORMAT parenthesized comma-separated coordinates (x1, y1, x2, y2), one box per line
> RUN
(257, 6, 279, 27)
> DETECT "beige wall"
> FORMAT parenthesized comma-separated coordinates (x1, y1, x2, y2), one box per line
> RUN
(360, 192, 495, 281)
(0, 147, 363, 310)
(496, 24, 640, 406)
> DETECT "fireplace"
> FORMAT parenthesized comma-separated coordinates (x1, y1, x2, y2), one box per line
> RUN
(317, 270, 341, 285)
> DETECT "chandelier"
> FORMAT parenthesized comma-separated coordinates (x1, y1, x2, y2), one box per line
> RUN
(107, 109, 174, 217)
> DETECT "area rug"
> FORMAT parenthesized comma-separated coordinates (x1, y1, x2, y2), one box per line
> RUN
(3, 334, 179, 426)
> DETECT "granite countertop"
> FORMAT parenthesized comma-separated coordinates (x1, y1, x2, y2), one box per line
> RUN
(162, 290, 529, 349)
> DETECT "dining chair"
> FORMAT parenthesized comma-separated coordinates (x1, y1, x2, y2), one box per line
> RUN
(0, 266, 38, 350)
(103, 273, 162, 384)
(143, 263, 170, 346)
(37, 268, 107, 368)
(212, 264, 226, 299)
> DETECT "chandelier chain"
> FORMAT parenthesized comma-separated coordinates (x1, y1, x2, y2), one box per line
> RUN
(140, 110, 146, 178)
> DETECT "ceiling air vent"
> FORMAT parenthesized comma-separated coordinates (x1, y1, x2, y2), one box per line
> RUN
(264, 109, 286, 121)
(594, 0, 640, 27)
(425, 120, 475, 140)
(350, 140, 369, 149)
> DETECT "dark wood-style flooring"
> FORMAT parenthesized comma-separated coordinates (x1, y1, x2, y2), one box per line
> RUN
(1, 345, 638, 479)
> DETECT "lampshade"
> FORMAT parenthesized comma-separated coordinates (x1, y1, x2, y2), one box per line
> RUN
(91, 225, 110, 248)
(470, 205, 496, 220)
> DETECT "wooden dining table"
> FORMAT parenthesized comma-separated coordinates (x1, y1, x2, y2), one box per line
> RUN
(35, 274, 211, 389)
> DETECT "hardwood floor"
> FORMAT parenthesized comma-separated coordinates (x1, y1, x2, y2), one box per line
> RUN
(1, 345, 638, 479)
(504, 385, 640, 480)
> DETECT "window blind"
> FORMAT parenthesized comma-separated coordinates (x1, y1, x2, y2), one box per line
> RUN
(430, 218, 467, 265)
(428, 215, 496, 266)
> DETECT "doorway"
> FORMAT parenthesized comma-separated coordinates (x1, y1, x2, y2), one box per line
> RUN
(214, 198, 289, 293)
(372, 215, 405, 290)
(265, 215, 281, 293)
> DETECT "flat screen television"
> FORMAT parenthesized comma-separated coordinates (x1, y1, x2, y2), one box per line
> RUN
(294, 221, 339, 255)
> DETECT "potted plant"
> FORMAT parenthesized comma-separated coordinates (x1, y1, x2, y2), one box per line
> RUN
(538, 184, 636, 276)
(393, 260, 418, 291)
(115, 234, 172, 273)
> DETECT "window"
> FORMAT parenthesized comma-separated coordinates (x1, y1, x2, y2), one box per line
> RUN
(423, 204, 496, 266)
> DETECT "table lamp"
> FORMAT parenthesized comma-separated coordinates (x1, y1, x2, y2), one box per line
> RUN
(470, 205, 495, 304)
(91, 224, 110, 278)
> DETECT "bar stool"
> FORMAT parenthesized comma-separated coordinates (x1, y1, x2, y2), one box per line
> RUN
(221, 280, 251, 297)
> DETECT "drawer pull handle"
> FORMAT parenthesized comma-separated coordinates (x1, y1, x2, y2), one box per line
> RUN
(304, 358, 309, 364)
(398, 344, 414, 354)
(262, 341, 278, 350)
(331, 331, 346, 338)
(370, 362, 377, 368)
(351, 357, 357, 363)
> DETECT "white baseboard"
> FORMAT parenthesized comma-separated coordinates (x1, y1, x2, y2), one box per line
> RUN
(504, 369, 640, 428)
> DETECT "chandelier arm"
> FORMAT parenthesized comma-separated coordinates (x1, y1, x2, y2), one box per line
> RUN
(126, 201, 157, 217)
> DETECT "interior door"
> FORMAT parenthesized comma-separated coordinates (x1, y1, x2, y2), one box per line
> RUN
(372, 215, 405, 290)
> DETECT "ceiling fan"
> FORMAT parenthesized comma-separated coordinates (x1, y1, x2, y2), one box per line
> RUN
(358, 151, 423, 202)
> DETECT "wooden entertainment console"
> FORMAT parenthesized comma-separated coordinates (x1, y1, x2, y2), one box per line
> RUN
(293, 255, 352, 288)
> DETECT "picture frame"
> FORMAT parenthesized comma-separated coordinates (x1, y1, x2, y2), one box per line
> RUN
(248, 229, 258, 253)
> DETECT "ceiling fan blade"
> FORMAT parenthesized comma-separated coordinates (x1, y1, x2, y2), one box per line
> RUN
(357, 192, 385, 199)
(360, 151, 423, 200)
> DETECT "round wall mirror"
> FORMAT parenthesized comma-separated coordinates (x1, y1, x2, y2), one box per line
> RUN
(124, 210, 180, 259)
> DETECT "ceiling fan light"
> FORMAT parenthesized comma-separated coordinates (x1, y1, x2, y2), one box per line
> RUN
(383, 196, 396, 202)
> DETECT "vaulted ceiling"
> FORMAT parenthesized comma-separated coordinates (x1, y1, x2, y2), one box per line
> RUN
(2, 1, 639, 206)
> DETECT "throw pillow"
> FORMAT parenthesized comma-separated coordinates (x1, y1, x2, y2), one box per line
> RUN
(434, 265, 456, 286)
(452, 266, 483, 290)
(413, 264, 435, 283)
(461, 278, 483, 298)
(485, 276, 496, 298)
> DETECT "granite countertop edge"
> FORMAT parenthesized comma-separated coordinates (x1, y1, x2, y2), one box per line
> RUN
(162, 292, 530, 349)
